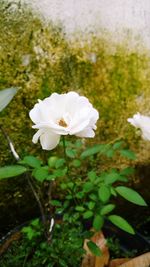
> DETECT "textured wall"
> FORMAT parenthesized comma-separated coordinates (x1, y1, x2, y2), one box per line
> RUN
(18, 0, 150, 48)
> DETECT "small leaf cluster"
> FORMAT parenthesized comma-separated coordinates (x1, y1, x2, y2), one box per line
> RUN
(18, 154, 68, 182)
(81, 140, 136, 160)
(0, 219, 87, 267)
(53, 166, 146, 238)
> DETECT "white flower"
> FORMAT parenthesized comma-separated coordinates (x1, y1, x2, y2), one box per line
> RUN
(22, 54, 31, 66)
(33, 46, 44, 56)
(127, 113, 150, 141)
(29, 91, 99, 150)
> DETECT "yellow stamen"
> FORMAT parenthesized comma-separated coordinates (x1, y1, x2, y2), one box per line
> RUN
(58, 118, 68, 127)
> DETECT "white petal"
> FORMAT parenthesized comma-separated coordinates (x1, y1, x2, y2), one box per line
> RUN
(65, 94, 91, 117)
(69, 107, 99, 135)
(40, 131, 60, 150)
(32, 129, 44, 143)
(76, 128, 95, 138)
(69, 118, 90, 135)
(128, 113, 150, 141)
(32, 122, 69, 135)
(142, 131, 150, 141)
(127, 113, 142, 128)
(29, 104, 41, 124)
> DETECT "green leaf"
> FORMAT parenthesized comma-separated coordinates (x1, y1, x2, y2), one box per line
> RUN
(81, 144, 105, 158)
(106, 149, 114, 158)
(75, 192, 84, 199)
(0, 165, 27, 180)
(75, 206, 85, 212)
(53, 168, 67, 177)
(88, 171, 97, 182)
(98, 185, 111, 202)
(87, 241, 102, 256)
(104, 171, 121, 184)
(48, 156, 58, 168)
(81, 144, 116, 158)
(31, 218, 40, 227)
(115, 186, 147, 206)
(50, 200, 62, 207)
(60, 183, 67, 190)
(83, 210, 93, 219)
(67, 182, 74, 189)
(83, 182, 94, 192)
(113, 140, 123, 150)
(110, 187, 117, 196)
(55, 158, 65, 169)
(46, 174, 56, 181)
(64, 200, 69, 208)
(72, 159, 81, 167)
(93, 215, 104, 231)
(100, 204, 116, 215)
(88, 201, 95, 210)
(66, 148, 76, 158)
(117, 176, 128, 182)
(32, 167, 49, 182)
(89, 193, 98, 201)
(74, 139, 83, 148)
(0, 87, 19, 112)
(22, 156, 41, 168)
(120, 149, 136, 160)
(108, 215, 135, 234)
(120, 167, 135, 176)
(66, 195, 73, 200)
(22, 226, 34, 240)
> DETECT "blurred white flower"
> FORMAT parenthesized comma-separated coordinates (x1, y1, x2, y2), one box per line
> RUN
(88, 53, 97, 63)
(22, 54, 31, 66)
(29, 91, 99, 150)
(33, 46, 44, 55)
(127, 113, 150, 141)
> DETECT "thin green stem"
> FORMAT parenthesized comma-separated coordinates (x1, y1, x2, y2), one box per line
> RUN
(62, 136, 69, 174)
(62, 136, 78, 205)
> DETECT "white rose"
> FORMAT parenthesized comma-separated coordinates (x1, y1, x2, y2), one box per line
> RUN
(127, 112, 150, 141)
(29, 91, 99, 150)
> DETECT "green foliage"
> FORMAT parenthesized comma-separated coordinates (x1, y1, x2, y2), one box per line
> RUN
(22, 219, 41, 240)
(87, 241, 102, 256)
(108, 215, 135, 234)
(115, 186, 147, 206)
(32, 167, 49, 182)
(0, 135, 148, 264)
(0, 165, 27, 180)
(0, 221, 86, 267)
(119, 149, 136, 160)
(93, 215, 104, 231)
(100, 204, 116, 215)
(48, 156, 58, 168)
(98, 185, 111, 203)
(19, 155, 42, 168)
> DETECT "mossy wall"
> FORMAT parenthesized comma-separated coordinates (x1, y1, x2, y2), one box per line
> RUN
(0, 1, 150, 165)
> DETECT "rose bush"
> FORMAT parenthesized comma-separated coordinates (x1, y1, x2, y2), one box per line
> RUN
(0, 91, 148, 266)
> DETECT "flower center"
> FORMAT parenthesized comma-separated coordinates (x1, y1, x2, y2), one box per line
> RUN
(58, 118, 68, 127)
